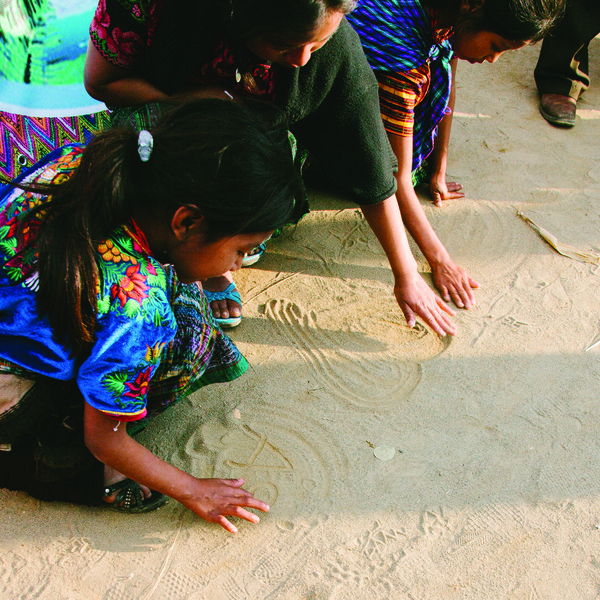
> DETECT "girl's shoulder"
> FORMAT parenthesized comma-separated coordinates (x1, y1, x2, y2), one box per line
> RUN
(0, 145, 83, 247)
(96, 222, 173, 328)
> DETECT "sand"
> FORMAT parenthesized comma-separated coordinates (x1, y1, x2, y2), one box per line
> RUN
(1, 39, 600, 600)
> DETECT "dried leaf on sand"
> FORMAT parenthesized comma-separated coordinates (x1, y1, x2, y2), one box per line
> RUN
(517, 211, 600, 265)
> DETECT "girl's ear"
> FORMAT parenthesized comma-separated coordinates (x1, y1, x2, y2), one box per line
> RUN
(460, 0, 484, 16)
(171, 205, 205, 240)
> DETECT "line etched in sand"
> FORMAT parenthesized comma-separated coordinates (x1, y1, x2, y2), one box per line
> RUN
(426, 200, 540, 282)
(264, 298, 441, 409)
(184, 406, 348, 512)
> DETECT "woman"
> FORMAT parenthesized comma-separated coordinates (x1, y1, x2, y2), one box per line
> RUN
(83, 0, 458, 337)
(348, 0, 564, 307)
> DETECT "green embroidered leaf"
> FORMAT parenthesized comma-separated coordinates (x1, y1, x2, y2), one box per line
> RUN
(6, 266, 24, 282)
(0, 238, 17, 257)
(102, 371, 128, 397)
(123, 299, 142, 319)
(97, 294, 111, 315)
(115, 395, 146, 411)
(146, 269, 166, 289)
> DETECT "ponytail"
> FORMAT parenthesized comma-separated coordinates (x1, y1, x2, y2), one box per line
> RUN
(15, 128, 140, 351)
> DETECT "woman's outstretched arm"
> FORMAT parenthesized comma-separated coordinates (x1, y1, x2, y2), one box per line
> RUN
(83, 40, 169, 106)
(360, 195, 456, 336)
(388, 133, 479, 309)
(428, 58, 465, 205)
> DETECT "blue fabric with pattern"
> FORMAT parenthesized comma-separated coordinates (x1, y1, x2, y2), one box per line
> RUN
(348, 0, 454, 170)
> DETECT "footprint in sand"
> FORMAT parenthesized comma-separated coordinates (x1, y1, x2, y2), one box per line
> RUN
(264, 298, 447, 409)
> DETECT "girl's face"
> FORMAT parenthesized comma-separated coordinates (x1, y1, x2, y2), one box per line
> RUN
(453, 29, 528, 64)
(246, 10, 344, 68)
(169, 230, 273, 284)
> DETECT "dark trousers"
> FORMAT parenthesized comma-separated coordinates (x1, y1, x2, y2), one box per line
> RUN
(534, 0, 600, 99)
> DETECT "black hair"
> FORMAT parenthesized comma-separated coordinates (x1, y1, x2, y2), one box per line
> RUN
(9, 99, 304, 350)
(142, 0, 357, 95)
(433, 0, 565, 43)
(477, 0, 565, 42)
(227, 0, 357, 47)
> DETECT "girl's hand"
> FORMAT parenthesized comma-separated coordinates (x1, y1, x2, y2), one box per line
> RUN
(394, 272, 457, 336)
(431, 259, 479, 309)
(182, 478, 269, 533)
(429, 177, 465, 207)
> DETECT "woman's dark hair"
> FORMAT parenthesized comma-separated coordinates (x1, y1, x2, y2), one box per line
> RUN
(479, 0, 565, 42)
(145, 0, 357, 95)
(12, 98, 304, 350)
(439, 0, 565, 43)
(227, 0, 357, 47)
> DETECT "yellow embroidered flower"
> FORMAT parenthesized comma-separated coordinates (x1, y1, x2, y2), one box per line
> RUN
(52, 173, 70, 185)
(145, 342, 165, 363)
(97, 239, 137, 265)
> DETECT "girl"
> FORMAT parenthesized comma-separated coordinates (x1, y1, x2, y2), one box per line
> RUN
(83, 0, 458, 338)
(0, 98, 304, 533)
(348, 0, 564, 308)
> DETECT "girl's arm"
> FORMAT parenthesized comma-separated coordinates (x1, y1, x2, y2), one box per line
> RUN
(428, 58, 464, 206)
(84, 403, 269, 533)
(84, 40, 170, 106)
(388, 133, 479, 309)
(360, 195, 456, 336)
(83, 41, 233, 106)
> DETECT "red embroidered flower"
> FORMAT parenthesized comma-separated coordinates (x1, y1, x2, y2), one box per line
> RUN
(123, 366, 152, 399)
(104, 27, 141, 66)
(3, 213, 39, 251)
(2, 215, 20, 239)
(146, 261, 157, 276)
(91, 0, 110, 33)
(111, 264, 149, 307)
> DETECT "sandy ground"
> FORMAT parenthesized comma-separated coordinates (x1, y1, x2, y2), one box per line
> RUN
(2, 39, 600, 600)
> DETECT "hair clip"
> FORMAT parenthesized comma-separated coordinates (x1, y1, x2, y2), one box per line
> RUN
(138, 130, 153, 162)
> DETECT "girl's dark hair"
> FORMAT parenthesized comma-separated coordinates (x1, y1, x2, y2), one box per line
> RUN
(13, 99, 304, 351)
(227, 0, 357, 47)
(437, 0, 565, 43)
(478, 0, 565, 42)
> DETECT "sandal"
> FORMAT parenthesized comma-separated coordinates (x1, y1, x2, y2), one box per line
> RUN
(241, 243, 266, 267)
(203, 282, 242, 328)
(103, 478, 168, 514)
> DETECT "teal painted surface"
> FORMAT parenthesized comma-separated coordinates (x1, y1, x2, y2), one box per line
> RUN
(0, 0, 105, 114)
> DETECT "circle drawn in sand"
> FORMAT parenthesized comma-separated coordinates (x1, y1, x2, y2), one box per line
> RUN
(264, 298, 449, 409)
(184, 405, 347, 513)
(426, 200, 540, 282)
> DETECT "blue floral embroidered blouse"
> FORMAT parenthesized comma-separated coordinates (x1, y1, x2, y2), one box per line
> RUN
(0, 145, 177, 421)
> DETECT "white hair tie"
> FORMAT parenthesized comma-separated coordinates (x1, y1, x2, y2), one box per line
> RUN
(137, 130, 153, 162)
